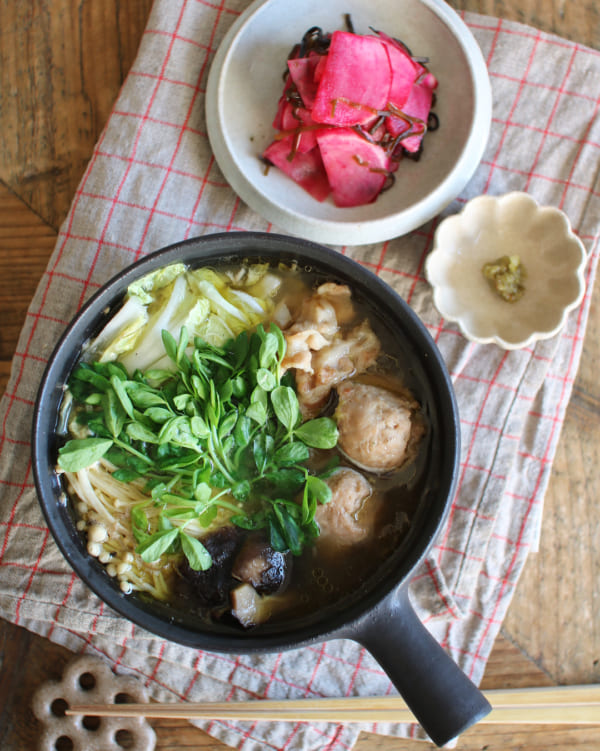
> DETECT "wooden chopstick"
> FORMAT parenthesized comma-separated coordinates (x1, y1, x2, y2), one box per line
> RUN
(66, 685, 600, 725)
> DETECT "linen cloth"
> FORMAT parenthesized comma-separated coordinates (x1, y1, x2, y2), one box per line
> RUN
(1, 2, 600, 749)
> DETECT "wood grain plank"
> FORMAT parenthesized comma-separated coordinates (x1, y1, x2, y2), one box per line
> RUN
(355, 726, 600, 751)
(502, 287, 600, 686)
(0, 182, 56, 395)
(0, 0, 154, 231)
(449, 0, 600, 47)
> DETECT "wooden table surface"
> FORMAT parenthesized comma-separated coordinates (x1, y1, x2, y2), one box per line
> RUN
(1, 2, 599, 749)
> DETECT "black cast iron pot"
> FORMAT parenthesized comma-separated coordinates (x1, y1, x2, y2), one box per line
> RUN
(32, 232, 491, 746)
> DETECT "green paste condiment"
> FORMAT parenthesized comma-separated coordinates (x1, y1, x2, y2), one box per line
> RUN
(482, 254, 526, 303)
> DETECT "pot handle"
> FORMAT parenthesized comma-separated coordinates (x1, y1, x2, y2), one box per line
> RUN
(353, 587, 491, 747)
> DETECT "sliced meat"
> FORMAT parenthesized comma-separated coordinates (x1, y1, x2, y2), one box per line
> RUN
(314, 282, 355, 324)
(291, 284, 342, 341)
(335, 382, 423, 473)
(309, 319, 380, 377)
(281, 284, 381, 417)
(314, 467, 375, 550)
(283, 327, 330, 372)
(231, 535, 290, 595)
(294, 319, 381, 416)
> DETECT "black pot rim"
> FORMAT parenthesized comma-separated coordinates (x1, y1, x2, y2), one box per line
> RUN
(31, 231, 460, 653)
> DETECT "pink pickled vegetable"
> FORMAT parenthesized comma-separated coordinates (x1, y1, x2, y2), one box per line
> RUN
(279, 104, 325, 154)
(272, 96, 286, 131)
(288, 55, 323, 109)
(263, 138, 330, 202)
(377, 29, 438, 151)
(382, 40, 419, 111)
(262, 22, 439, 207)
(311, 31, 392, 126)
(317, 129, 390, 207)
(313, 54, 328, 83)
(396, 78, 436, 153)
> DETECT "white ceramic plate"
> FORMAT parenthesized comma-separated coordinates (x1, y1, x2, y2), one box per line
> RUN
(205, 0, 492, 246)
(425, 192, 588, 349)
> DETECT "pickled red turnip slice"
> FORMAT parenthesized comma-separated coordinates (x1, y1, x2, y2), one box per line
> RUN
(316, 129, 390, 207)
(387, 76, 436, 152)
(313, 54, 327, 83)
(272, 95, 287, 131)
(401, 80, 436, 152)
(375, 28, 437, 151)
(263, 137, 331, 201)
(382, 39, 418, 111)
(311, 31, 392, 126)
(279, 104, 326, 154)
(287, 55, 324, 109)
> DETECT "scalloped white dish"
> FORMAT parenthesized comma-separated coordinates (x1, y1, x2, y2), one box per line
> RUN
(205, 0, 492, 246)
(425, 192, 587, 349)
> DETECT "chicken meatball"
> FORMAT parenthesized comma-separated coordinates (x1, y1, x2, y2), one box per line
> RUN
(314, 467, 374, 550)
(335, 382, 422, 473)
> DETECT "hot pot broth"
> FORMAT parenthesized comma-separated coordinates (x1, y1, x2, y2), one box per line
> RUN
(57, 260, 428, 630)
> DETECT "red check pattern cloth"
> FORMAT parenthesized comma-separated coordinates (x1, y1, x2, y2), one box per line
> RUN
(1, 2, 600, 749)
